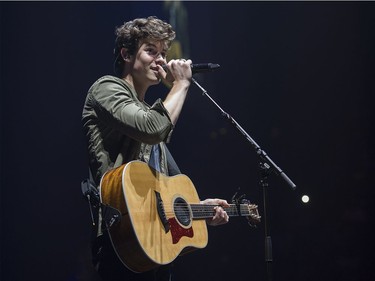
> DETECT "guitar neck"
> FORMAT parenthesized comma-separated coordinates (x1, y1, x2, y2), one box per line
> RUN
(190, 204, 257, 219)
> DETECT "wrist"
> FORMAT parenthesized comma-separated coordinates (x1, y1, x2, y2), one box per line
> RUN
(173, 79, 191, 89)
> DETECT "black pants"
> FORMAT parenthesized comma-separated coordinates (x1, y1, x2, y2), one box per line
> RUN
(92, 233, 172, 281)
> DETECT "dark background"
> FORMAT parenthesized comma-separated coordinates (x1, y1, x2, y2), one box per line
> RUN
(1, 1, 374, 281)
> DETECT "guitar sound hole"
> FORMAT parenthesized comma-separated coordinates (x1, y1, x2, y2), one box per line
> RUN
(174, 197, 191, 227)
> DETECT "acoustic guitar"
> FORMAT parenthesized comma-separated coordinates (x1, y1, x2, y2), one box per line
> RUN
(100, 160, 260, 273)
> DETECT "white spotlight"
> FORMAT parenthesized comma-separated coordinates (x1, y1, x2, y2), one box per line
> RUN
(302, 195, 310, 203)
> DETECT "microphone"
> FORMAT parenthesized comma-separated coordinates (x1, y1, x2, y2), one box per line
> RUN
(162, 63, 220, 74)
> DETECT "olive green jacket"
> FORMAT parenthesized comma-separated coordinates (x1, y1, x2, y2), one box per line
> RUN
(82, 75, 174, 185)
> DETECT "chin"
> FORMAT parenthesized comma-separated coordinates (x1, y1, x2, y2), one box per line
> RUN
(149, 76, 161, 85)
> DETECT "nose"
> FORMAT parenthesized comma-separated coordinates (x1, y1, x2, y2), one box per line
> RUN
(155, 54, 166, 65)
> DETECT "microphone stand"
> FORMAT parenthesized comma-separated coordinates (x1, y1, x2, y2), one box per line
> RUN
(192, 77, 296, 281)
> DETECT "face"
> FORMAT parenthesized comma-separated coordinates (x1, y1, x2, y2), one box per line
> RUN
(130, 40, 167, 88)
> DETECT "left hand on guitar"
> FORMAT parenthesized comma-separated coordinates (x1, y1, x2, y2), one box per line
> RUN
(200, 198, 230, 226)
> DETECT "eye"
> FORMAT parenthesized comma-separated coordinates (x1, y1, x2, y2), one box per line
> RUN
(146, 47, 158, 57)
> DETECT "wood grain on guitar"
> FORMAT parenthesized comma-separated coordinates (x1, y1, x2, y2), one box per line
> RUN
(100, 160, 260, 273)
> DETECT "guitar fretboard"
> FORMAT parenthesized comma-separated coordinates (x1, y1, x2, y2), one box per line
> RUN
(189, 204, 257, 219)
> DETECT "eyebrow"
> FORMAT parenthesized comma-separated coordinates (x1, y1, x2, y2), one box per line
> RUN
(145, 42, 157, 47)
(144, 42, 167, 52)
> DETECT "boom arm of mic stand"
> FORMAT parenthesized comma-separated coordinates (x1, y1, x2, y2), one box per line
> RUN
(192, 77, 296, 281)
(192, 78, 296, 190)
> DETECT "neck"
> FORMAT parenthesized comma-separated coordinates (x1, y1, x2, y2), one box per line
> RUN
(190, 203, 258, 219)
(122, 75, 147, 101)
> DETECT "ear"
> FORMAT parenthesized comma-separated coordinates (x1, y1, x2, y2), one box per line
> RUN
(120, 48, 131, 61)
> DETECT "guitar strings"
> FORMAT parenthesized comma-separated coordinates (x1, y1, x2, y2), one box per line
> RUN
(129, 203, 258, 218)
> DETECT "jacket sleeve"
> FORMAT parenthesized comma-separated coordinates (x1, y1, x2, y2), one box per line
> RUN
(87, 77, 174, 144)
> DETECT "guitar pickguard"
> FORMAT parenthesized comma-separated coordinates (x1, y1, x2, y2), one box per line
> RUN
(168, 217, 194, 244)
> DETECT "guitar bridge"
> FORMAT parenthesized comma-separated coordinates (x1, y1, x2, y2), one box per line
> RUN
(155, 191, 170, 233)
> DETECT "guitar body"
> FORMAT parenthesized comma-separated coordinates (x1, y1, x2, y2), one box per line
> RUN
(100, 161, 208, 273)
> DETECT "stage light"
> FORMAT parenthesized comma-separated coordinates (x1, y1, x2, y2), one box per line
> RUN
(302, 195, 310, 203)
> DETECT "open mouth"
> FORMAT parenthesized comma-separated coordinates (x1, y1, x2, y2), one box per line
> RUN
(150, 65, 159, 72)
(150, 66, 160, 79)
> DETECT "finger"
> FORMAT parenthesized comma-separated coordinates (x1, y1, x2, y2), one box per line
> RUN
(216, 207, 228, 221)
(212, 198, 230, 207)
(168, 59, 189, 72)
(222, 200, 230, 207)
(217, 207, 229, 221)
(156, 64, 167, 76)
(224, 211, 229, 222)
(215, 199, 230, 207)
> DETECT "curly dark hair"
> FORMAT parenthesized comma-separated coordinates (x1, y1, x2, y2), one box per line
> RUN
(113, 16, 176, 76)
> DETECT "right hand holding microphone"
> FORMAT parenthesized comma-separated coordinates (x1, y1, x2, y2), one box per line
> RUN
(160, 59, 192, 86)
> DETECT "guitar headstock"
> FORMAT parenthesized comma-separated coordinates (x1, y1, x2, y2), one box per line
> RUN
(245, 203, 261, 226)
(231, 191, 261, 227)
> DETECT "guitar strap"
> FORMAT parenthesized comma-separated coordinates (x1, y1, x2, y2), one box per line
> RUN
(148, 144, 161, 172)
(165, 145, 181, 176)
(81, 169, 100, 226)
(82, 167, 121, 230)
(82, 144, 180, 228)
(149, 143, 181, 176)
(83, 144, 181, 278)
